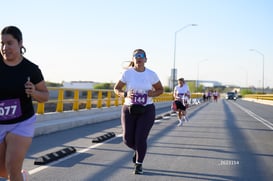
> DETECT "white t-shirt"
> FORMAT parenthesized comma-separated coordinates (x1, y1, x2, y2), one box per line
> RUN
(120, 67, 160, 105)
(174, 84, 190, 99)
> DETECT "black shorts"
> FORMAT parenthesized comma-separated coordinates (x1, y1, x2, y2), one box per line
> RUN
(175, 100, 186, 111)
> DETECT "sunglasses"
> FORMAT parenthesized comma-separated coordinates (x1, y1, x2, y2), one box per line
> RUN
(133, 53, 145, 58)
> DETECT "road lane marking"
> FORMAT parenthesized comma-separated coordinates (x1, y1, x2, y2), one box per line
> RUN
(28, 133, 122, 175)
(233, 102, 273, 130)
(28, 119, 164, 175)
(29, 134, 123, 174)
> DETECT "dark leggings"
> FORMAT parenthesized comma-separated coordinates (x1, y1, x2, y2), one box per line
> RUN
(121, 104, 155, 163)
(175, 100, 186, 111)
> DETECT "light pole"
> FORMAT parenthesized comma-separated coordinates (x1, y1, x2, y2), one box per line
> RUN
(249, 49, 265, 93)
(172, 23, 198, 90)
(196, 59, 208, 92)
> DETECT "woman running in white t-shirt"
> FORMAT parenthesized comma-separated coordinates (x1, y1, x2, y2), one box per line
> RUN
(114, 49, 163, 174)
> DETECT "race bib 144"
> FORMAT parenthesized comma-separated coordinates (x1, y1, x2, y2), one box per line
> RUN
(132, 93, 147, 105)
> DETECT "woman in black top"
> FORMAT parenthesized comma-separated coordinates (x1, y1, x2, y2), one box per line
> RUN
(0, 26, 49, 180)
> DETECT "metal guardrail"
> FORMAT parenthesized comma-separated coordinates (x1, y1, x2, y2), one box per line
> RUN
(244, 94, 273, 101)
(33, 87, 204, 114)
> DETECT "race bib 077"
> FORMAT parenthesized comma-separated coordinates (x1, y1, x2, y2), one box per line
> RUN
(0, 99, 22, 121)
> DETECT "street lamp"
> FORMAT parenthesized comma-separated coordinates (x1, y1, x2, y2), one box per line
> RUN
(249, 49, 265, 93)
(172, 23, 198, 90)
(196, 59, 208, 92)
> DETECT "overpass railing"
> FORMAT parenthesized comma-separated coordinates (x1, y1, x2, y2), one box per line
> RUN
(33, 87, 203, 114)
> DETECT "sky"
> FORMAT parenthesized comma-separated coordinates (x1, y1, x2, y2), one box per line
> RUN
(1, 0, 273, 88)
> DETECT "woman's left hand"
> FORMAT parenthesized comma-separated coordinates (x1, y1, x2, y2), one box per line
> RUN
(148, 90, 154, 97)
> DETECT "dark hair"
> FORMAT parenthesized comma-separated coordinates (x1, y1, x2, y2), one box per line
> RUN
(1, 26, 26, 54)
(178, 78, 184, 82)
(128, 49, 147, 68)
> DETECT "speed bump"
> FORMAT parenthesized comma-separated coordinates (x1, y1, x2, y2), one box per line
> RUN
(34, 146, 76, 165)
(92, 132, 115, 143)
(155, 115, 163, 120)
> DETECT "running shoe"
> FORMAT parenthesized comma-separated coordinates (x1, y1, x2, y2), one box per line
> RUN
(134, 163, 143, 174)
(21, 170, 29, 181)
(177, 119, 183, 127)
(183, 116, 189, 122)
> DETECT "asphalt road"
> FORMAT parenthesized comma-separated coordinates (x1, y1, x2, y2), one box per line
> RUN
(1, 99, 273, 181)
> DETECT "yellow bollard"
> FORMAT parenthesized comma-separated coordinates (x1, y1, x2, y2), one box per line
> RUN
(56, 89, 64, 112)
(37, 102, 45, 114)
(86, 90, 92, 109)
(106, 91, 111, 107)
(97, 90, 102, 108)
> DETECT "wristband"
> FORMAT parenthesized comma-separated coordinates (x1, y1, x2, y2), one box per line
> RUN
(124, 91, 127, 98)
